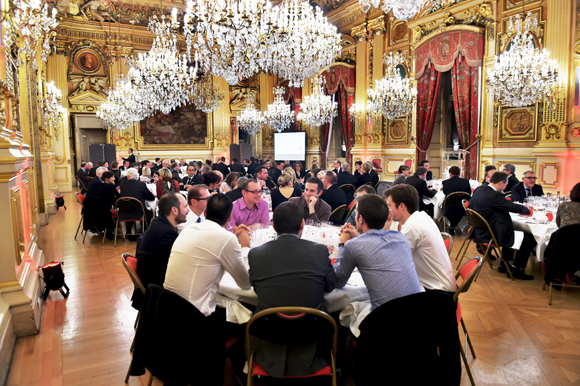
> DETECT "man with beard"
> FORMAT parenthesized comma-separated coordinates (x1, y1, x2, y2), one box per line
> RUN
(131, 193, 189, 309)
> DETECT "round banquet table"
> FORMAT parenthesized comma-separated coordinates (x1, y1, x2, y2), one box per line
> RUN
(509, 213, 558, 262)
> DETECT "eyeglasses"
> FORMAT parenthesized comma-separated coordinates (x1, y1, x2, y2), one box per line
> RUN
(524, 177, 537, 180)
(245, 189, 262, 195)
(193, 197, 210, 201)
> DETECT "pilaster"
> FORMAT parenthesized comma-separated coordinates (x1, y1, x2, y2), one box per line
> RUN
(212, 76, 233, 160)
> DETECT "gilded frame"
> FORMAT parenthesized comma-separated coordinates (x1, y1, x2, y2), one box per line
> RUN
(538, 162, 560, 189)
(497, 104, 538, 142)
(385, 115, 410, 143)
(134, 111, 214, 151)
(389, 17, 409, 46)
(10, 187, 25, 265)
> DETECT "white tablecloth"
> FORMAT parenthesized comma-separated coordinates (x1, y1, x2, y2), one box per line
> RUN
(510, 213, 558, 261)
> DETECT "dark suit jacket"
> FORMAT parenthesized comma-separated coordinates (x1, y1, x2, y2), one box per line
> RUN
(320, 184, 347, 212)
(337, 171, 355, 187)
(370, 169, 379, 187)
(180, 175, 197, 188)
(506, 174, 519, 193)
(442, 176, 472, 217)
(96, 182, 120, 209)
(404, 175, 436, 212)
(354, 173, 372, 188)
(110, 169, 121, 187)
(247, 162, 260, 176)
(212, 162, 230, 177)
(271, 169, 282, 185)
(510, 182, 544, 203)
(230, 163, 245, 174)
(86, 177, 103, 197)
(468, 185, 530, 247)
(248, 234, 334, 378)
(426, 170, 433, 181)
(88, 167, 96, 178)
(132, 216, 179, 309)
(171, 169, 182, 184)
(77, 168, 89, 188)
(544, 224, 580, 284)
(120, 179, 155, 219)
(289, 196, 331, 222)
(123, 154, 136, 164)
(225, 188, 244, 203)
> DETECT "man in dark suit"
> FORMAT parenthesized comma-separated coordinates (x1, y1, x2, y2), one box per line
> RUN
(247, 157, 260, 176)
(120, 168, 156, 240)
(368, 161, 380, 187)
(511, 171, 544, 203)
(89, 161, 103, 178)
(503, 163, 519, 192)
(442, 166, 472, 234)
(212, 156, 230, 177)
(403, 166, 437, 217)
(481, 165, 496, 186)
(337, 162, 356, 187)
(226, 177, 246, 203)
(229, 157, 245, 175)
(180, 164, 198, 191)
(419, 160, 433, 181)
(86, 166, 107, 197)
(248, 201, 334, 379)
(170, 163, 182, 184)
(119, 160, 130, 172)
(255, 166, 274, 190)
(271, 161, 284, 185)
(332, 160, 341, 175)
(122, 148, 136, 165)
(320, 171, 347, 212)
(469, 172, 535, 280)
(77, 162, 89, 189)
(132, 193, 187, 310)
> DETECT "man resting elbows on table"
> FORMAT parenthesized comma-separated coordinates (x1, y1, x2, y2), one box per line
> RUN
(327, 194, 423, 311)
(289, 177, 331, 223)
(228, 179, 270, 230)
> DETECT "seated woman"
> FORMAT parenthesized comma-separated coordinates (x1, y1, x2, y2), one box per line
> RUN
(221, 172, 238, 193)
(556, 182, 580, 228)
(283, 167, 301, 190)
(156, 168, 180, 198)
(202, 171, 222, 194)
(140, 166, 152, 183)
(354, 162, 373, 188)
(271, 174, 302, 210)
(294, 162, 306, 182)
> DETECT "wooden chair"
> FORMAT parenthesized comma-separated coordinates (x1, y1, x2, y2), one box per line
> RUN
(442, 192, 471, 233)
(74, 192, 85, 240)
(344, 202, 356, 225)
(121, 253, 145, 330)
(75, 176, 87, 195)
(454, 256, 484, 386)
(454, 199, 472, 261)
(246, 306, 337, 386)
(114, 197, 148, 247)
(441, 232, 453, 256)
(339, 184, 355, 197)
(329, 204, 347, 225)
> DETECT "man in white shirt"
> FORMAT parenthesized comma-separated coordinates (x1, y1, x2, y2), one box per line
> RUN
(177, 184, 211, 232)
(164, 194, 252, 317)
(384, 184, 457, 294)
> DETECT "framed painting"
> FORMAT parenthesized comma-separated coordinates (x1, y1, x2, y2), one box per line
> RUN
(135, 103, 213, 150)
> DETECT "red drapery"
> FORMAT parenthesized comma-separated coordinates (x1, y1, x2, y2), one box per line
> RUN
(416, 64, 441, 163)
(451, 56, 479, 179)
(338, 84, 355, 161)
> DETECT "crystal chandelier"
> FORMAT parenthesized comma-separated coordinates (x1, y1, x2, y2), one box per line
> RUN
(349, 103, 365, 126)
(297, 75, 337, 128)
(486, 12, 560, 108)
(190, 73, 225, 113)
(367, 52, 416, 120)
(2, 0, 59, 69)
(264, 87, 296, 132)
(358, 0, 437, 21)
(237, 95, 265, 135)
(43, 81, 65, 128)
(183, 0, 341, 87)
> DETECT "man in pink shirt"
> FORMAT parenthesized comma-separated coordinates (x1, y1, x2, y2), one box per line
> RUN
(229, 179, 270, 229)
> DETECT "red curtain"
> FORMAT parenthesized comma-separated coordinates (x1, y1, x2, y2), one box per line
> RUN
(451, 56, 479, 179)
(338, 84, 355, 161)
(416, 65, 441, 163)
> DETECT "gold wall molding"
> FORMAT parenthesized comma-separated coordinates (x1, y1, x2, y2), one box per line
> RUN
(538, 162, 561, 188)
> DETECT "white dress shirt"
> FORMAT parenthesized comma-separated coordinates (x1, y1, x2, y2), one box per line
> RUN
(164, 219, 251, 316)
(390, 211, 457, 292)
(176, 210, 205, 232)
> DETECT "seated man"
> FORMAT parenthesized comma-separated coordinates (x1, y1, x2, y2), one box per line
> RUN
(229, 179, 270, 229)
(511, 171, 544, 203)
(96, 171, 119, 209)
(225, 177, 247, 203)
(337, 162, 356, 187)
(481, 165, 496, 187)
(164, 194, 251, 318)
(177, 184, 211, 232)
(469, 172, 535, 280)
(180, 164, 198, 190)
(503, 163, 519, 193)
(119, 168, 156, 240)
(393, 165, 411, 186)
(327, 195, 423, 310)
(77, 162, 89, 189)
(403, 166, 437, 217)
(384, 185, 457, 294)
(255, 166, 274, 190)
(289, 177, 331, 222)
(132, 193, 188, 309)
(346, 185, 376, 226)
(320, 171, 347, 212)
(86, 166, 107, 197)
(442, 166, 472, 234)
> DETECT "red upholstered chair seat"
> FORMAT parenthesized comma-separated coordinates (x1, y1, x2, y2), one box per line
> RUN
(252, 362, 332, 378)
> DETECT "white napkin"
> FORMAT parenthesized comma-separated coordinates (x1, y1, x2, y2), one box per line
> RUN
(216, 294, 253, 324)
(339, 300, 372, 337)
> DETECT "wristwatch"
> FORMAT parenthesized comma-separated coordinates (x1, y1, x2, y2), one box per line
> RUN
(338, 243, 345, 248)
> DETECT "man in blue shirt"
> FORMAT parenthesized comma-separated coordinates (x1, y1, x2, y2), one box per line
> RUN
(328, 194, 423, 310)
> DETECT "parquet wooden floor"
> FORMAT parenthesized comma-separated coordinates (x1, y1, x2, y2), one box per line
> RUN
(5, 192, 580, 386)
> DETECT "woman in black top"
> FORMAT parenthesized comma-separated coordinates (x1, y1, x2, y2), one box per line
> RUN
(354, 162, 372, 188)
(294, 162, 306, 181)
(271, 174, 302, 210)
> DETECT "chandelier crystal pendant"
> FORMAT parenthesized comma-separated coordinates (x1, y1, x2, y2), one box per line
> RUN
(367, 52, 417, 121)
(264, 86, 296, 132)
(297, 75, 337, 128)
(358, 0, 437, 21)
(237, 95, 265, 135)
(43, 81, 65, 128)
(3, 0, 59, 69)
(190, 73, 225, 113)
(486, 12, 560, 108)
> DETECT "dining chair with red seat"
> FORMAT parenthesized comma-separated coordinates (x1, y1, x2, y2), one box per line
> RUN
(121, 253, 145, 332)
(329, 204, 347, 225)
(442, 192, 471, 234)
(453, 199, 472, 262)
(74, 192, 85, 240)
(246, 306, 338, 386)
(453, 256, 483, 386)
(114, 197, 148, 247)
(339, 184, 355, 197)
(441, 232, 453, 256)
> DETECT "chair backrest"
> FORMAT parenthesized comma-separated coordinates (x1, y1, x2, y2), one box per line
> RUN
(246, 306, 337, 370)
(504, 191, 511, 196)
(443, 192, 471, 215)
(75, 192, 85, 206)
(404, 159, 413, 169)
(505, 195, 512, 201)
(462, 199, 469, 210)
(364, 182, 373, 186)
(344, 204, 356, 224)
(329, 204, 347, 223)
(440, 232, 453, 255)
(465, 207, 500, 246)
(339, 184, 355, 196)
(454, 256, 483, 301)
(122, 253, 146, 294)
(115, 197, 146, 223)
(75, 175, 87, 189)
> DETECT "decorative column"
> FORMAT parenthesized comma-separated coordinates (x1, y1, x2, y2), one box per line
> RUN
(350, 23, 369, 165)
(212, 76, 232, 160)
(258, 73, 275, 159)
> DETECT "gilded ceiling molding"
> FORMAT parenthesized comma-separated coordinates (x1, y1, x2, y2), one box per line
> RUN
(351, 23, 368, 43)
(367, 15, 386, 36)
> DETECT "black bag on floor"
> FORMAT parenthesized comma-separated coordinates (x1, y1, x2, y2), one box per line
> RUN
(55, 195, 66, 210)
